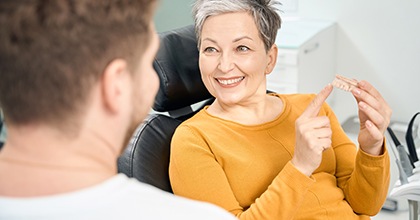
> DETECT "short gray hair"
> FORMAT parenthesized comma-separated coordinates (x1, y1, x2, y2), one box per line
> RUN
(192, 0, 282, 51)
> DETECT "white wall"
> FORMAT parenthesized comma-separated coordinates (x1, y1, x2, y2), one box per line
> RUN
(292, 0, 420, 123)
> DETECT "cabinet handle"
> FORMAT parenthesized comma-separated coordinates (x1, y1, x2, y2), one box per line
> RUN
(304, 43, 319, 54)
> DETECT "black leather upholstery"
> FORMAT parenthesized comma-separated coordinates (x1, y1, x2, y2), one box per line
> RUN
(117, 25, 211, 193)
(118, 115, 181, 193)
(0, 113, 3, 150)
(152, 25, 212, 112)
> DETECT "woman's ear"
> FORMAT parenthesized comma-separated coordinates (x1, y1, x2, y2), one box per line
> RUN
(101, 59, 130, 114)
(265, 44, 278, 75)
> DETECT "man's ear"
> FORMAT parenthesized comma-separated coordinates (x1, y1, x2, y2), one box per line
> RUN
(265, 44, 278, 75)
(101, 59, 130, 113)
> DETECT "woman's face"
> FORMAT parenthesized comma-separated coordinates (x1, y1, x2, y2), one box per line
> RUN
(199, 12, 277, 106)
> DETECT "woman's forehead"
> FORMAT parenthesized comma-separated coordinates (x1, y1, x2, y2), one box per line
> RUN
(201, 12, 260, 40)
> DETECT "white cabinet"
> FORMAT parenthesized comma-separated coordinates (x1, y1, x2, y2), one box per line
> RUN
(267, 19, 336, 103)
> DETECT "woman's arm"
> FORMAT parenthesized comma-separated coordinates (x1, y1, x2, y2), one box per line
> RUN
(169, 125, 314, 220)
(328, 104, 390, 215)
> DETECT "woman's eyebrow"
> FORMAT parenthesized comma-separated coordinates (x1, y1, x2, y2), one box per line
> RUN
(233, 36, 253, 43)
(202, 36, 253, 44)
(202, 38, 217, 44)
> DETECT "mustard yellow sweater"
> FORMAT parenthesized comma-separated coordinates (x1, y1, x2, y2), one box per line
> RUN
(169, 94, 390, 220)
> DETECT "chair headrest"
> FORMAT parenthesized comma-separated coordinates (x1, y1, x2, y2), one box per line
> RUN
(152, 25, 212, 112)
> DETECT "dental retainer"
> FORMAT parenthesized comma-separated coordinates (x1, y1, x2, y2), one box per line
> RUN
(331, 74, 358, 92)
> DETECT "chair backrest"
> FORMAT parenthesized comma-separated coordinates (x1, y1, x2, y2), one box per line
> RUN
(0, 110, 4, 150)
(117, 25, 213, 193)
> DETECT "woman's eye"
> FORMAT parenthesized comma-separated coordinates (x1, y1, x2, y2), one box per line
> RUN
(203, 47, 217, 53)
(237, 45, 250, 52)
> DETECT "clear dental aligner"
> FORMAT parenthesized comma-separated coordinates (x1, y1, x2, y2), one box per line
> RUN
(331, 74, 359, 92)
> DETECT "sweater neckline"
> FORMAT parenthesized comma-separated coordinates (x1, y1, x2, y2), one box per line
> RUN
(201, 94, 291, 130)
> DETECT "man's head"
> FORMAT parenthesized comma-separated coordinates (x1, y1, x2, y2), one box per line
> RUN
(0, 0, 159, 138)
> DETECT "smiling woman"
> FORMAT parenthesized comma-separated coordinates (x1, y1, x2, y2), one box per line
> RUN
(169, 0, 392, 219)
(198, 11, 281, 123)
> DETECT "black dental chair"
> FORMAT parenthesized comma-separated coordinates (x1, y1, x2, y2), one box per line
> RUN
(0, 110, 4, 150)
(117, 25, 213, 193)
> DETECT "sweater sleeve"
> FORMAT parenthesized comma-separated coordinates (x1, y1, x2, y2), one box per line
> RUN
(327, 105, 390, 216)
(169, 125, 315, 220)
(341, 146, 390, 215)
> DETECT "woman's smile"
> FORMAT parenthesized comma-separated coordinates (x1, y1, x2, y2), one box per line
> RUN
(215, 76, 245, 87)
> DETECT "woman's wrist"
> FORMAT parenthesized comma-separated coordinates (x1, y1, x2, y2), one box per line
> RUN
(359, 140, 385, 156)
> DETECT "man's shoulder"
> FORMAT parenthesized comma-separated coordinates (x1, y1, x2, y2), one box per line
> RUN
(0, 174, 235, 220)
(109, 175, 236, 219)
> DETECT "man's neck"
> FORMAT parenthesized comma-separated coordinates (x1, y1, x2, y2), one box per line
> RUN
(0, 123, 119, 197)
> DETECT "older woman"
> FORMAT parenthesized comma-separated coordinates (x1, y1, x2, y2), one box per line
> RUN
(169, 0, 392, 219)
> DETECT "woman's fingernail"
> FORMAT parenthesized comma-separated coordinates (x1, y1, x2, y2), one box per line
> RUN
(359, 102, 367, 109)
(321, 84, 330, 93)
(352, 88, 361, 96)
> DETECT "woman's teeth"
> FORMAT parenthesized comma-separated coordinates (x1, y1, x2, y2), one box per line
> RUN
(217, 77, 245, 85)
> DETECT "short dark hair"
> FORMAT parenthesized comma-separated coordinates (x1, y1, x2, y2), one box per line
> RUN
(0, 0, 157, 128)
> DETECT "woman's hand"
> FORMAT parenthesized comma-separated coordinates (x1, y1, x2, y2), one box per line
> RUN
(292, 85, 333, 176)
(352, 81, 392, 155)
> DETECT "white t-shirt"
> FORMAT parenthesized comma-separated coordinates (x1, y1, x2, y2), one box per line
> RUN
(0, 174, 236, 220)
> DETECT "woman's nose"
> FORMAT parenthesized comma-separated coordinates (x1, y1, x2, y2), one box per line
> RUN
(218, 52, 234, 73)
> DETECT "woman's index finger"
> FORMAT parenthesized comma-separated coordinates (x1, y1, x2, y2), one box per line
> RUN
(300, 84, 333, 119)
